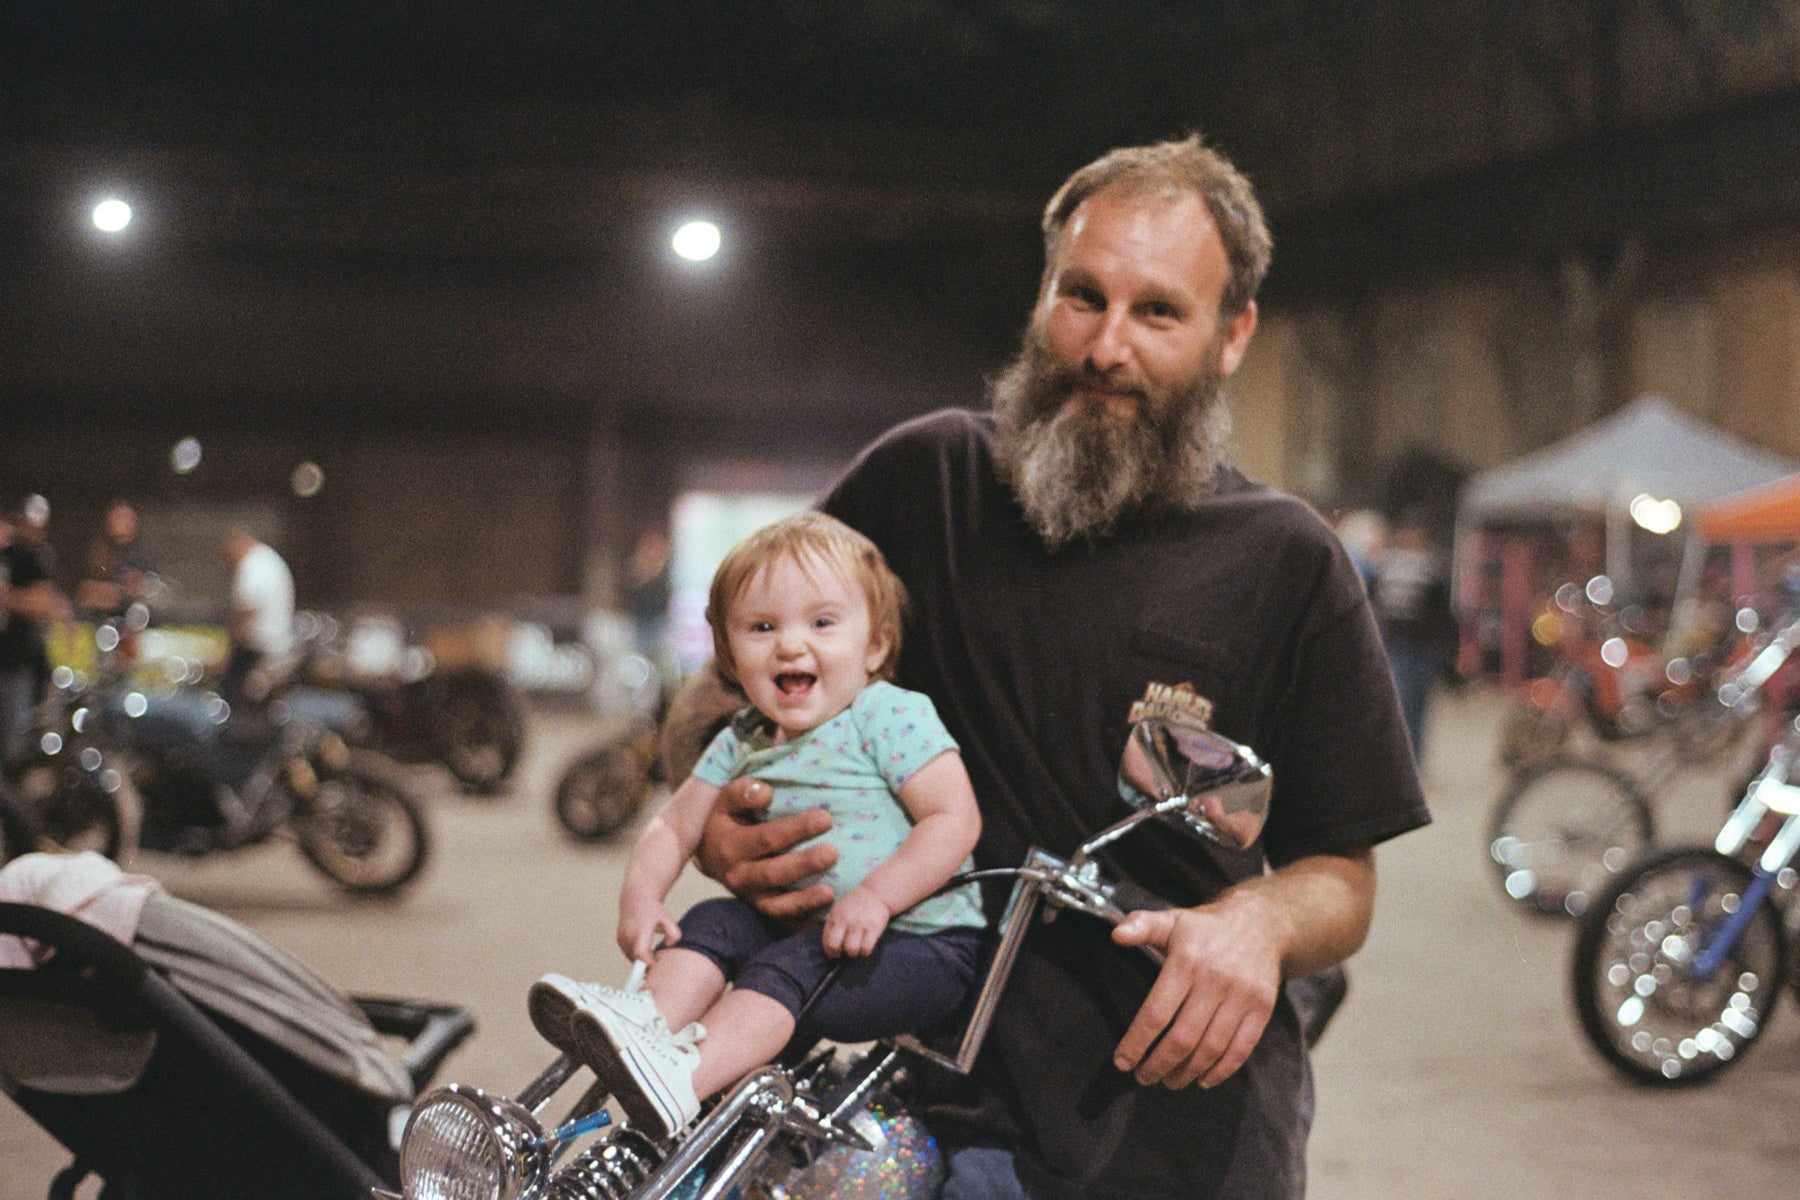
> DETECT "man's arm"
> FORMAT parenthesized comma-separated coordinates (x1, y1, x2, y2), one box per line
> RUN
(6, 581, 70, 624)
(1109, 844, 1375, 1090)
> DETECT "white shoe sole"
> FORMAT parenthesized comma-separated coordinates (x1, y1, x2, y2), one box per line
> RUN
(570, 1008, 688, 1141)
(526, 975, 584, 1055)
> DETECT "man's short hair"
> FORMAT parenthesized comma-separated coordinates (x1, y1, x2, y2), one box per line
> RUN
(705, 510, 907, 689)
(1041, 133, 1272, 319)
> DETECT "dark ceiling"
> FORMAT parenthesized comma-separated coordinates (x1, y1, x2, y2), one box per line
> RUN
(8, 1, 1800, 440)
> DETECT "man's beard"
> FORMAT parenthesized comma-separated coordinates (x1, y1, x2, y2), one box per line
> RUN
(991, 324, 1231, 549)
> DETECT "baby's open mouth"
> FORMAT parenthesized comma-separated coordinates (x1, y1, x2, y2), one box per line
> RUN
(776, 672, 816, 696)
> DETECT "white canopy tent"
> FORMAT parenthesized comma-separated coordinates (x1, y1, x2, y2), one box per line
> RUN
(1458, 394, 1796, 589)
(1455, 395, 1796, 685)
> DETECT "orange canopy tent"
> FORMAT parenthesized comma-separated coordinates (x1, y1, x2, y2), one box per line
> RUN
(1696, 472, 1800, 545)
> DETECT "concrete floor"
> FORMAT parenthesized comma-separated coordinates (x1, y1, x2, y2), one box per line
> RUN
(6, 686, 1800, 1198)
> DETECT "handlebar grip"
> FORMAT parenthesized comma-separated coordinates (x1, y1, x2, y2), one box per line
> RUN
(1108, 878, 1175, 914)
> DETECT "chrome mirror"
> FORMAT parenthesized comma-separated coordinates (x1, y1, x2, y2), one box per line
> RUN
(1117, 717, 1271, 851)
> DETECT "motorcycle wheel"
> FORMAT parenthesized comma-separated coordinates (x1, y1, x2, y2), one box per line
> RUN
(553, 741, 652, 843)
(1571, 847, 1786, 1084)
(5, 751, 137, 862)
(294, 753, 431, 895)
(437, 672, 526, 796)
(1487, 758, 1654, 917)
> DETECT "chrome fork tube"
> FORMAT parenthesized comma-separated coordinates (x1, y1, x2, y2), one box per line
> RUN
(627, 1068, 793, 1200)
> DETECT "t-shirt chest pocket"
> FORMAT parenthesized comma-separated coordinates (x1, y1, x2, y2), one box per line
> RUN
(1124, 626, 1241, 728)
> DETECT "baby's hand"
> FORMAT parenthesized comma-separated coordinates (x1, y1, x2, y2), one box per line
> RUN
(821, 887, 890, 958)
(617, 898, 682, 964)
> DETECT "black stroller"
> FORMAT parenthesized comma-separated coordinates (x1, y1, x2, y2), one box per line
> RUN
(0, 896, 475, 1200)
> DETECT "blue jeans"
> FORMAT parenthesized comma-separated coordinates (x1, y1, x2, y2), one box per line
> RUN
(940, 1146, 1026, 1200)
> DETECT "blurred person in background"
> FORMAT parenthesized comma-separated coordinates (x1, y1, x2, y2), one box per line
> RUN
(626, 525, 673, 658)
(0, 495, 71, 764)
(1368, 512, 1453, 763)
(77, 499, 157, 620)
(1332, 508, 1386, 594)
(218, 527, 294, 709)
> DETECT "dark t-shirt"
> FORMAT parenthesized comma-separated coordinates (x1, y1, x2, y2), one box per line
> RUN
(822, 410, 1430, 1200)
(0, 541, 53, 671)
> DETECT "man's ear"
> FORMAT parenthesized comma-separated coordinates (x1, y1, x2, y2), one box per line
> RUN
(1217, 301, 1258, 378)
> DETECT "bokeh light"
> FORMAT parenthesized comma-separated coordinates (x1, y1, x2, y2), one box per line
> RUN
(92, 198, 133, 233)
(170, 437, 202, 473)
(292, 461, 325, 497)
(672, 219, 722, 262)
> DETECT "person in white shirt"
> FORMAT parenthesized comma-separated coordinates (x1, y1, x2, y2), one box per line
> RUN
(219, 528, 295, 708)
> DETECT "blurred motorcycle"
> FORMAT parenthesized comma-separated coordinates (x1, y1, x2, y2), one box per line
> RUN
(15, 617, 431, 895)
(95, 679, 432, 896)
(389, 715, 1273, 1200)
(1498, 580, 1698, 767)
(293, 612, 527, 797)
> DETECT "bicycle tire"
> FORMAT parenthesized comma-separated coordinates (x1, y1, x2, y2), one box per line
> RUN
(1571, 846, 1786, 1085)
(1488, 758, 1654, 917)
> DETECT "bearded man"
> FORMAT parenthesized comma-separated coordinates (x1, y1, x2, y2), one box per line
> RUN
(698, 134, 1430, 1200)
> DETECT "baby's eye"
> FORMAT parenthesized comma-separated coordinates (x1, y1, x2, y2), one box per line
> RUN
(748, 620, 773, 633)
(812, 615, 837, 629)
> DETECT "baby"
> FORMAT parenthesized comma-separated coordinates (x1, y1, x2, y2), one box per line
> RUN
(531, 511, 986, 1139)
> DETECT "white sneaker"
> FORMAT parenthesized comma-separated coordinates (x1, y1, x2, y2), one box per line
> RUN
(528, 961, 661, 1054)
(570, 1001, 703, 1141)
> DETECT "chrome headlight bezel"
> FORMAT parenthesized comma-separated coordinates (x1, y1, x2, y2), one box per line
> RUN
(398, 1083, 550, 1200)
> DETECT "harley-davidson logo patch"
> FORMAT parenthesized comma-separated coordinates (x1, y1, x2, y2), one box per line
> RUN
(1128, 681, 1213, 730)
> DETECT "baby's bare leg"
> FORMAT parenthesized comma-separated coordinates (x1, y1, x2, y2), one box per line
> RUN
(643, 946, 729, 1028)
(690, 988, 795, 1100)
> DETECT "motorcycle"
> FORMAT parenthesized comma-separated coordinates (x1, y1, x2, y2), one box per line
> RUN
(4, 661, 139, 863)
(1497, 580, 1741, 768)
(294, 612, 528, 797)
(384, 713, 1272, 1200)
(553, 654, 699, 844)
(1569, 621, 1800, 1084)
(19, 618, 432, 895)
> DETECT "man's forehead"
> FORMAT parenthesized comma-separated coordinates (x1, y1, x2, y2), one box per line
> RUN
(1049, 184, 1226, 297)
(1065, 183, 1216, 243)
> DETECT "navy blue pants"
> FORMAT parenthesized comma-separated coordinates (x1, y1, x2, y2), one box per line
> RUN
(675, 897, 984, 1044)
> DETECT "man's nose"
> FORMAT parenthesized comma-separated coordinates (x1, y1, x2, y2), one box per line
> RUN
(1085, 307, 1133, 374)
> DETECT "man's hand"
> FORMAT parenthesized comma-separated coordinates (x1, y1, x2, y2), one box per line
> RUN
(821, 886, 890, 958)
(694, 777, 839, 923)
(1108, 890, 1285, 1090)
(1108, 847, 1375, 1091)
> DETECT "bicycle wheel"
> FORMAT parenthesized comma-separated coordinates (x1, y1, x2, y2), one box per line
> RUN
(1488, 759, 1654, 917)
(1571, 847, 1786, 1084)
(1497, 702, 1571, 769)
(553, 742, 652, 843)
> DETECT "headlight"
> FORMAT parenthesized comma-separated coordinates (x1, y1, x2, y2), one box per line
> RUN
(399, 1084, 549, 1200)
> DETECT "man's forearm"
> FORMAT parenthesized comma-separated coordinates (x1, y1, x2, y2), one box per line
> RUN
(1219, 846, 1376, 978)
